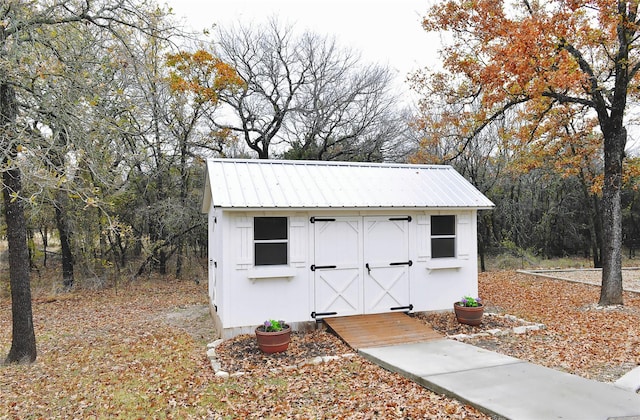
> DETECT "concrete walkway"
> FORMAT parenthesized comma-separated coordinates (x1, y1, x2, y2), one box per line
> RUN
(359, 340, 640, 420)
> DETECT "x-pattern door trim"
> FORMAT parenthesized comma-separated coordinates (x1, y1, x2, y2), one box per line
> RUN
(364, 216, 410, 313)
(368, 266, 406, 309)
(316, 270, 360, 313)
(313, 217, 362, 316)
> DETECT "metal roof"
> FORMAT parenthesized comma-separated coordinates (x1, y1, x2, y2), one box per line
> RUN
(202, 159, 494, 210)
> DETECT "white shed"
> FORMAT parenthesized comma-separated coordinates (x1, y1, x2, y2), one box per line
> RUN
(202, 158, 494, 338)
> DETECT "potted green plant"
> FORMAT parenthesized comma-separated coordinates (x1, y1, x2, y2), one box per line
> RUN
(453, 296, 484, 326)
(255, 319, 291, 353)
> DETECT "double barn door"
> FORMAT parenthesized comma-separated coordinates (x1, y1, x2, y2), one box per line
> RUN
(312, 216, 412, 318)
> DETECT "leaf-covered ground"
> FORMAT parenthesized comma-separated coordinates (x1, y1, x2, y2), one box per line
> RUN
(1, 270, 638, 418)
(470, 271, 640, 383)
(214, 313, 529, 375)
(0, 278, 487, 419)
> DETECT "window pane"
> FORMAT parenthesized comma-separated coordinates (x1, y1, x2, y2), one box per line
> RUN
(432, 238, 455, 258)
(254, 217, 288, 240)
(255, 243, 288, 266)
(431, 215, 455, 236)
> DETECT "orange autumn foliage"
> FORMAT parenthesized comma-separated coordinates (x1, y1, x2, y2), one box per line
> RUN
(166, 50, 245, 104)
(412, 0, 640, 190)
(414, 0, 640, 305)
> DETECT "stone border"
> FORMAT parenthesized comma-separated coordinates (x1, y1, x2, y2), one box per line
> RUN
(448, 312, 546, 341)
(206, 339, 357, 379)
(206, 312, 545, 377)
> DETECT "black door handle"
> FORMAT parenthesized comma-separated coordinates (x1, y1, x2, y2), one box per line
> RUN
(311, 265, 337, 271)
(366, 263, 371, 274)
(390, 260, 413, 266)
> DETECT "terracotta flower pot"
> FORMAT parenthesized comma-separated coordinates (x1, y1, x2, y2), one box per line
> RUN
(255, 325, 291, 353)
(454, 302, 484, 326)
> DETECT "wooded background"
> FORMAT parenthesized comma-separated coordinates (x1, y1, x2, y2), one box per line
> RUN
(1, 0, 639, 362)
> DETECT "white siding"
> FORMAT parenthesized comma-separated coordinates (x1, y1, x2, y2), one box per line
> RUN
(289, 215, 307, 268)
(201, 159, 493, 338)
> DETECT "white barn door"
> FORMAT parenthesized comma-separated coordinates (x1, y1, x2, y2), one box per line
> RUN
(363, 217, 411, 314)
(312, 217, 362, 317)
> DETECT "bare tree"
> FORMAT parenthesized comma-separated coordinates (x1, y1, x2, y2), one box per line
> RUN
(208, 20, 305, 159)
(285, 32, 403, 161)
(211, 19, 403, 160)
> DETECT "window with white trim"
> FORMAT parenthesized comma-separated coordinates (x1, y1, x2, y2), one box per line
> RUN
(254, 217, 288, 266)
(431, 215, 455, 258)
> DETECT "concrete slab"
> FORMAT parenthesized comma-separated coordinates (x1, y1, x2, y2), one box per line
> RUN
(360, 339, 521, 378)
(427, 362, 640, 420)
(359, 340, 640, 420)
(615, 366, 640, 392)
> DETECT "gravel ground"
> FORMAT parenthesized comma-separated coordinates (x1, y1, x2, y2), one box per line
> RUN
(523, 267, 640, 292)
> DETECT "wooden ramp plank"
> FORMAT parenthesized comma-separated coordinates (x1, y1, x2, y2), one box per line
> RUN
(323, 312, 442, 350)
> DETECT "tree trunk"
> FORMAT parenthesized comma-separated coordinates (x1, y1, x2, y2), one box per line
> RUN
(479, 240, 486, 272)
(1, 79, 37, 363)
(50, 130, 75, 289)
(591, 193, 603, 268)
(40, 226, 48, 267)
(175, 240, 183, 278)
(158, 249, 167, 275)
(176, 132, 190, 279)
(478, 212, 491, 272)
(3, 167, 37, 364)
(599, 127, 625, 306)
(55, 193, 74, 290)
(577, 171, 603, 268)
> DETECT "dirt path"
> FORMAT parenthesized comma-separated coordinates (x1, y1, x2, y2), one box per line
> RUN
(163, 304, 217, 344)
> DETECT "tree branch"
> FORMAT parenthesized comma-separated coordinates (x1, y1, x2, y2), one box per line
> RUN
(445, 95, 529, 163)
(557, 38, 610, 122)
(541, 91, 594, 107)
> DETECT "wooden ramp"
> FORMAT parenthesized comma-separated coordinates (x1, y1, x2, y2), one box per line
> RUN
(323, 312, 443, 350)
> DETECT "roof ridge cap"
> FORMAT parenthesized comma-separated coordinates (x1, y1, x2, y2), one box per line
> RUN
(209, 158, 449, 169)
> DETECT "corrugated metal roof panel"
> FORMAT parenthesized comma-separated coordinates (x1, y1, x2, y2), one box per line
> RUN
(205, 159, 494, 209)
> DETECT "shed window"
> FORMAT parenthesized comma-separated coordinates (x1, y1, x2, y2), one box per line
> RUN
(431, 215, 455, 258)
(254, 217, 288, 266)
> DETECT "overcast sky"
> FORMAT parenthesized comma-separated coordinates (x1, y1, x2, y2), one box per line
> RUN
(163, 0, 439, 97)
(162, 1, 640, 150)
